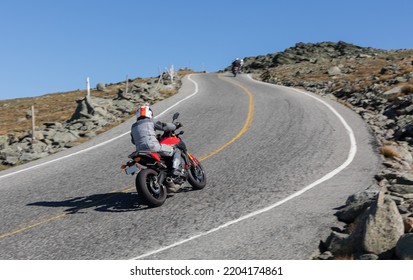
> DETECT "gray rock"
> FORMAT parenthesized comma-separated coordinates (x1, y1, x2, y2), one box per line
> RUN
(43, 122, 63, 129)
(336, 189, 378, 223)
(19, 152, 48, 161)
(395, 173, 413, 185)
(52, 131, 78, 144)
(314, 251, 334, 260)
(4, 156, 18, 165)
(328, 66, 342, 76)
(0, 147, 20, 160)
(388, 184, 413, 194)
(113, 99, 135, 114)
(96, 83, 106, 91)
(30, 141, 48, 153)
(0, 135, 8, 150)
(360, 192, 404, 257)
(325, 231, 352, 256)
(357, 253, 379, 260)
(382, 86, 402, 98)
(43, 129, 57, 140)
(395, 233, 413, 260)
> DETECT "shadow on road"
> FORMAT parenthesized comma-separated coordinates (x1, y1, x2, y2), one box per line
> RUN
(27, 192, 152, 213)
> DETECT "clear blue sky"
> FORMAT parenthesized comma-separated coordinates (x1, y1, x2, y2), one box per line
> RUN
(1, 0, 412, 100)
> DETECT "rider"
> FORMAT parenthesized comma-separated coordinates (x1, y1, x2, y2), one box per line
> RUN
(130, 105, 182, 178)
(232, 58, 241, 69)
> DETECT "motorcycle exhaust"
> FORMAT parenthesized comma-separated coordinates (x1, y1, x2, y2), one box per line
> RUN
(165, 177, 178, 193)
(165, 177, 176, 188)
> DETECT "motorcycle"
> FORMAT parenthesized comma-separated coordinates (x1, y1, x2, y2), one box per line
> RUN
(232, 65, 240, 77)
(121, 112, 207, 207)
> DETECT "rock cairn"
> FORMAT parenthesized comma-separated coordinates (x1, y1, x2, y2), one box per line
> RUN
(0, 72, 181, 167)
(238, 41, 413, 259)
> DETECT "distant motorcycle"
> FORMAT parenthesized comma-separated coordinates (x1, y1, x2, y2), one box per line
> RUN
(232, 65, 240, 77)
(121, 112, 206, 207)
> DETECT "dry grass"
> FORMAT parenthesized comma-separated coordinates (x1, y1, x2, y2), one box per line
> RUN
(379, 146, 401, 159)
(0, 87, 119, 136)
(401, 84, 413, 94)
(0, 72, 192, 137)
(337, 99, 353, 108)
(159, 89, 178, 95)
(266, 49, 413, 95)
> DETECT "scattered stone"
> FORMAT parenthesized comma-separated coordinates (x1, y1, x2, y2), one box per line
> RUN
(395, 233, 413, 259)
(96, 83, 106, 91)
(1, 74, 182, 168)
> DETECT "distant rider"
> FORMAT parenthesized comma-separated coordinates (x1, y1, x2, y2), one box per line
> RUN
(130, 105, 182, 178)
(232, 58, 241, 69)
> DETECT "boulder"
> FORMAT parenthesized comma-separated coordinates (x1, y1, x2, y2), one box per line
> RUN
(328, 66, 342, 76)
(395, 233, 413, 260)
(0, 135, 8, 150)
(395, 172, 413, 185)
(335, 188, 378, 223)
(113, 99, 135, 114)
(388, 184, 413, 194)
(359, 192, 404, 257)
(96, 83, 106, 91)
(52, 131, 78, 144)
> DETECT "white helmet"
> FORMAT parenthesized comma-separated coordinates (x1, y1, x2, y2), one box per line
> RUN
(136, 105, 153, 119)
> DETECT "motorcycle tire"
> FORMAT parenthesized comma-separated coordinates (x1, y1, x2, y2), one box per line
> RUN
(136, 168, 167, 207)
(188, 161, 207, 190)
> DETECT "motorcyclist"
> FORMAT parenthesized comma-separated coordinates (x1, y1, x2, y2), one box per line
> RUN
(130, 105, 183, 179)
(232, 58, 241, 69)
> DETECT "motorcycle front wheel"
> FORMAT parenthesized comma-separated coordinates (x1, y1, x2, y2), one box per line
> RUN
(188, 161, 207, 190)
(136, 168, 167, 207)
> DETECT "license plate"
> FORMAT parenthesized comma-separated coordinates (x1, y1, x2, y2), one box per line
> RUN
(125, 164, 140, 175)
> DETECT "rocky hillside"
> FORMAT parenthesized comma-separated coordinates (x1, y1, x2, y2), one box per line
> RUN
(234, 41, 413, 259)
(0, 70, 187, 170)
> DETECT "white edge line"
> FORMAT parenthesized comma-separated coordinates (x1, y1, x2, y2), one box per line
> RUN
(0, 74, 199, 180)
(131, 74, 357, 259)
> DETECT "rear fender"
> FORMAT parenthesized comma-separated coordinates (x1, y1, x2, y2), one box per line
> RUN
(149, 152, 161, 162)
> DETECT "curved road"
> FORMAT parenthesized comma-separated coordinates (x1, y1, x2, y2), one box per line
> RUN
(0, 73, 380, 259)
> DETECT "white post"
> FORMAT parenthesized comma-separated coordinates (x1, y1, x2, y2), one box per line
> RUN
(156, 67, 163, 89)
(170, 64, 174, 82)
(31, 105, 35, 141)
(86, 77, 90, 97)
(125, 75, 129, 94)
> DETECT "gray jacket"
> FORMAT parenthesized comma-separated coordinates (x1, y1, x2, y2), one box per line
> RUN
(130, 118, 176, 152)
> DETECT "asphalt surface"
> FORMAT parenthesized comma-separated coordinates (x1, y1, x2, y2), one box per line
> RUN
(0, 73, 380, 259)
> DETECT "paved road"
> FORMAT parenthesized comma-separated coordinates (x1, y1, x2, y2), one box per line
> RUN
(0, 73, 380, 259)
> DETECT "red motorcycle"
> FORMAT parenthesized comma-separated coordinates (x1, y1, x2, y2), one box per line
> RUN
(121, 112, 206, 207)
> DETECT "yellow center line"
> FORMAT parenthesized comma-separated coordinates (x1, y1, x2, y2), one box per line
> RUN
(0, 74, 254, 239)
(199, 75, 254, 161)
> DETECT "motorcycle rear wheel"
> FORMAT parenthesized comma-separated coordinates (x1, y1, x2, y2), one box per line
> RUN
(136, 168, 167, 207)
(188, 161, 206, 190)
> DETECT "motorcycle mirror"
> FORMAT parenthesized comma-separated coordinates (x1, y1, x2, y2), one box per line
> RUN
(172, 112, 179, 121)
(178, 131, 184, 135)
